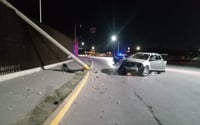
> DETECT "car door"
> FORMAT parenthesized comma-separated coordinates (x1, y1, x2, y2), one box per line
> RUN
(149, 55, 157, 70)
(155, 55, 165, 70)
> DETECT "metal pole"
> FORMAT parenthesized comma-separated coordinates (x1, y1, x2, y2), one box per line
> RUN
(0, 0, 90, 70)
(39, 0, 42, 23)
(117, 40, 119, 55)
(74, 24, 76, 44)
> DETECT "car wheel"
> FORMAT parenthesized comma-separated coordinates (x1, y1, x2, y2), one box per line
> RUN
(141, 66, 149, 76)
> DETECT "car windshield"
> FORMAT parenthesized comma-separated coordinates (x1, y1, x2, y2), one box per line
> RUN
(131, 53, 150, 60)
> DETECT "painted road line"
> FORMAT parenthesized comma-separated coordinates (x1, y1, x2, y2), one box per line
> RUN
(43, 71, 90, 125)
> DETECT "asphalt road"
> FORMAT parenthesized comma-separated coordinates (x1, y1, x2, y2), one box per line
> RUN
(60, 57, 200, 125)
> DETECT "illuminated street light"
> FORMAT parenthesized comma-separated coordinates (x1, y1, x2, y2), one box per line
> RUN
(92, 46, 95, 50)
(111, 35, 119, 55)
(127, 47, 130, 52)
(136, 46, 141, 51)
(111, 35, 117, 41)
(91, 46, 95, 56)
(81, 42, 85, 46)
(81, 42, 86, 54)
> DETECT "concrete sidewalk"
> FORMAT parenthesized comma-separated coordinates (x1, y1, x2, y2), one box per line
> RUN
(0, 58, 91, 125)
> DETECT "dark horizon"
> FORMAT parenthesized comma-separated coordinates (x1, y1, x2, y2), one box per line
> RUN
(7, 0, 200, 54)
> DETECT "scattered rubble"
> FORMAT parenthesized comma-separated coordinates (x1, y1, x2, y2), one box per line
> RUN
(99, 91, 104, 94)
(7, 106, 13, 111)
(100, 116, 104, 119)
(37, 91, 42, 95)
(25, 87, 32, 91)
(73, 101, 78, 104)
(26, 95, 30, 99)
(115, 121, 120, 125)
(21, 70, 87, 124)
(116, 100, 120, 104)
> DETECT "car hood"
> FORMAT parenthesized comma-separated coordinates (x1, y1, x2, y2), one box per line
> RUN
(126, 58, 146, 63)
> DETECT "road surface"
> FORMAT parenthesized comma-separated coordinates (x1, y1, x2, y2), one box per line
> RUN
(60, 57, 200, 125)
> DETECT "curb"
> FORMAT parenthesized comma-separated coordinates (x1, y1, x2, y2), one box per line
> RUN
(0, 60, 73, 82)
(43, 62, 92, 125)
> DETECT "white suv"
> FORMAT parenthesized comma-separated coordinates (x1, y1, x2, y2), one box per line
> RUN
(117, 52, 167, 76)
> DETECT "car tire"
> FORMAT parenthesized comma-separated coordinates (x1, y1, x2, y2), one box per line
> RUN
(141, 66, 149, 77)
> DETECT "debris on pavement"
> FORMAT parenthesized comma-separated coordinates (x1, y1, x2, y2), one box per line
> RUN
(116, 100, 120, 105)
(115, 121, 120, 125)
(37, 91, 42, 95)
(20, 70, 87, 125)
(25, 87, 32, 91)
(7, 106, 13, 111)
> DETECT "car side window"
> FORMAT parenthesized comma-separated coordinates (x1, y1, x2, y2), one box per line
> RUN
(150, 55, 156, 61)
(156, 55, 161, 60)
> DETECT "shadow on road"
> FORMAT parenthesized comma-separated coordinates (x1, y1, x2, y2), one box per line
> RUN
(101, 68, 118, 75)
(101, 68, 145, 77)
(48, 63, 84, 73)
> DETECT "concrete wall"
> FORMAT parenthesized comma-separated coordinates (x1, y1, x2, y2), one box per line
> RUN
(0, 2, 73, 75)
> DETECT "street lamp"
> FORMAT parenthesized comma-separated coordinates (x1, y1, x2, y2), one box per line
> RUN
(111, 35, 117, 41)
(92, 46, 95, 50)
(111, 35, 119, 55)
(81, 42, 86, 54)
(81, 42, 85, 46)
(136, 46, 141, 51)
(127, 47, 130, 52)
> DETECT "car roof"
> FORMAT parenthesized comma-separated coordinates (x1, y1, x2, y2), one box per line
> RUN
(135, 52, 159, 55)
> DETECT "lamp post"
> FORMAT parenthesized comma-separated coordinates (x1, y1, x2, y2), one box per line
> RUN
(81, 42, 86, 54)
(136, 46, 141, 51)
(111, 35, 119, 55)
(91, 46, 95, 56)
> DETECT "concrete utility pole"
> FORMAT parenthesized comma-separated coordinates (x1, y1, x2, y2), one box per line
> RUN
(0, 0, 90, 70)
(39, 0, 42, 23)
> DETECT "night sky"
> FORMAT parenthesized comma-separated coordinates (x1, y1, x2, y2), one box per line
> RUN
(7, 0, 200, 53)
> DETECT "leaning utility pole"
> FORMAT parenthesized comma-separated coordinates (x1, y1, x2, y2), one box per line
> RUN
(0, 0, 89, 70)
(39, 0, 42, 23)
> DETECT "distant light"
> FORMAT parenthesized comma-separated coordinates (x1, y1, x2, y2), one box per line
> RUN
(92, 46, 95, 50)
(127, 47, 130, 52)
(81, 42, 85, 46)
(118, 53, 122, 56)
(111, 35, 117, 41)
(136, 46, 141, 51)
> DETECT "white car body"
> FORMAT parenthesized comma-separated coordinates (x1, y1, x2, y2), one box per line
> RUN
(118, 52, 167, 76)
